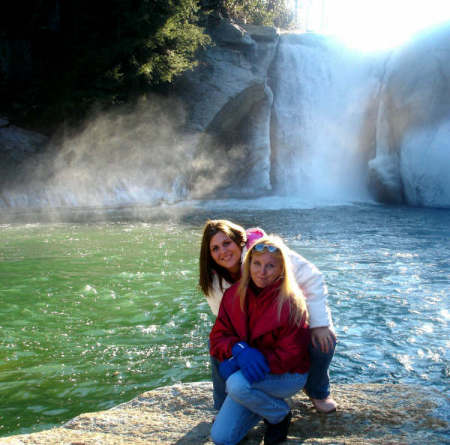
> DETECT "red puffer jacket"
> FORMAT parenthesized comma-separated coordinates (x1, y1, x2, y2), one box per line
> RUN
(210, 280, 310, 375)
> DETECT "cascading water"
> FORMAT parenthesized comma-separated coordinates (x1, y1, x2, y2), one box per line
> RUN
(269, 33, 386, 204)
(1, 21, 450, 440)
(1, 23, 450, 210)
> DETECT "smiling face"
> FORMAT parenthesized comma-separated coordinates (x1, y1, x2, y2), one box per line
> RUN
(209, 231, 242, 276)
(250, 251, 283, 289)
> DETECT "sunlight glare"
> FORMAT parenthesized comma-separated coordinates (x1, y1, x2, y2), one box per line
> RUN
(290, 0, 450, 51)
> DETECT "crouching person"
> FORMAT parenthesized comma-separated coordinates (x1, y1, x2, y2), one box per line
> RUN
(209, 236, 310, 445)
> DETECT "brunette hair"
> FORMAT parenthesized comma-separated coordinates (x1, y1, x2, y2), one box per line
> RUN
(198, 219, 247, 296)
(237, 235, 308, 326)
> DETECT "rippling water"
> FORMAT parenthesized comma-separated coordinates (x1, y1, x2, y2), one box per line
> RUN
(0, 203, 449, 437)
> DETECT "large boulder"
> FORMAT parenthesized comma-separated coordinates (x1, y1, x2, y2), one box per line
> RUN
(177, 21, 278, 132)
(2, 382, 448, 444)
(0, 119, 48, 166)
(0, 119, 48, 204)
(175, 20, 279, 197)
(369, 22, 450, 207)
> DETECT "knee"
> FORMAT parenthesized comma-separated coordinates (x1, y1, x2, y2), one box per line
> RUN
(210, 423, 228, 445)
(309, 341, 336, 360)
(226, 371, 251, 400)
(211, 419, 237, 445)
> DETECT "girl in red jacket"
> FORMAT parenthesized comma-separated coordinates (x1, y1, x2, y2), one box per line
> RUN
(199, 219, 336, 414)
(210, 236, 310, 445)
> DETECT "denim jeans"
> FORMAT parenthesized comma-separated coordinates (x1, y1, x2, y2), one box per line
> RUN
(303, 339, 336, 399)
(211, 370, 308, 445)
(211, 340, 335, 410)
(211, 353, 227, 410)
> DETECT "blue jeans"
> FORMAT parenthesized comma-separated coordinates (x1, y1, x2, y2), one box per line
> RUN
(303, 339, 336, 399)
(211, 340, 335, 409)
(211, 370, 308, 445)
(211, 353, 227, 410)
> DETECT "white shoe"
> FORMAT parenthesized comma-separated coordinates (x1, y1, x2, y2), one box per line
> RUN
(310, 396, 337, 413)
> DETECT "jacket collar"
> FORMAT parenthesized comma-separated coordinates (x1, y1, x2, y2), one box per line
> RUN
(241, 279, 286, 340)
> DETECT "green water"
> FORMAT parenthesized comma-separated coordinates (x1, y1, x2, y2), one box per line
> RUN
(1, 204, 449, 437)
(0, 221, 211, 436)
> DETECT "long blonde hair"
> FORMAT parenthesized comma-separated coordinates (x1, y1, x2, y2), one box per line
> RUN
(237, 235, 308, 326)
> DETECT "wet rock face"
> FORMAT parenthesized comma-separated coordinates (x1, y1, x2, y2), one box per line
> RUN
(0, 122, 48, 191)
(176, 21, 278, 133)
(0, 123, 48, 164)
(175, 21, 278, 197)
(2, 20, 450, 208)
(369, 23, 450, 207)
(3, 382, 448, 444)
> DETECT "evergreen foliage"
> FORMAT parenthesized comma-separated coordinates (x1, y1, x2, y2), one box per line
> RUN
(1, 0, 211, 129)
(221, 0, 293, 27)
(0, 0, 294, 130)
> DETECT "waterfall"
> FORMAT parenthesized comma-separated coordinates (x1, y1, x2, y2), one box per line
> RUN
(2, 23, 450, 210)
(270, 33, 386, 204)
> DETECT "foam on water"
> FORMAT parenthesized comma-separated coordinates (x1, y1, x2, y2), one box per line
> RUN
(181, 195, 378, 211)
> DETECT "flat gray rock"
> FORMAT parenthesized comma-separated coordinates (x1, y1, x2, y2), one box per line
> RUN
(2, 382, 448, 444)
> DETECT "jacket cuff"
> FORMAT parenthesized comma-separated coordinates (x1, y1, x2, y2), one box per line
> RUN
(232, 341, 248, 357)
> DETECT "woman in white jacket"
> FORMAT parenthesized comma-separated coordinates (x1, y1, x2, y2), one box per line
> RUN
(199, 219, 337, 414)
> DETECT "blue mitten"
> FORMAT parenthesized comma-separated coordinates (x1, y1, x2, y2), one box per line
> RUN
(232, 342, 270, 384)
(219, 357, 240, 381)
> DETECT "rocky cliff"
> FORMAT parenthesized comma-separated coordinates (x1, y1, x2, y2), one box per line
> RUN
(368, 22, 450, 207)
(0, 117, 48, 199)
(174, 21, 279, 197)
(176, 20, 450, 208)
(2, 382, 448, 444)
(1, 20, 450, 208)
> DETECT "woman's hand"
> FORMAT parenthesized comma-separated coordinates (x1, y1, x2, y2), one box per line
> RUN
(311, 327, 337, 353)
(232, 342, 270, 383)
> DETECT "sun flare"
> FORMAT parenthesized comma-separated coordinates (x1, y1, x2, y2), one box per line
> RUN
(289, 0, 450, 51)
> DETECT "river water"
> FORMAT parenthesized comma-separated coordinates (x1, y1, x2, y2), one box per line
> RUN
(0, 202, 449, 437)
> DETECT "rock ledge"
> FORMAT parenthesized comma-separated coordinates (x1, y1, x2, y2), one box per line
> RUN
(2, 382, 448, 444)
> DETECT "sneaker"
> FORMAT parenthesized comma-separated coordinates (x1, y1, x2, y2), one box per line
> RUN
(264, 410, 292, 445)
(310, 396, 337, 414)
